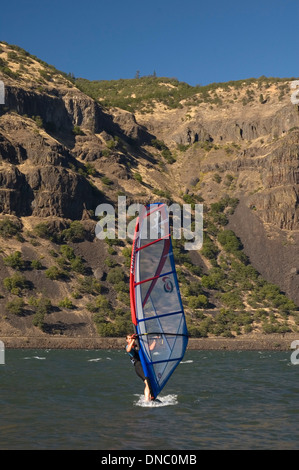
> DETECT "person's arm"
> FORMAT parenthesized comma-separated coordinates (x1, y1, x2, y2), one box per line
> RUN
(126, 337, 136, 352)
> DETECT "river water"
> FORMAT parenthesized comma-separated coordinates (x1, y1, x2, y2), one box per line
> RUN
(0, 349, 298, 450)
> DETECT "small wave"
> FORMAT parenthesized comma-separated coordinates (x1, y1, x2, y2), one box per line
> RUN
(134, 394, 178, 407)
(181, 360, 193, 364)
(87, 358, 102, 362)
(24, 356, 46, 360)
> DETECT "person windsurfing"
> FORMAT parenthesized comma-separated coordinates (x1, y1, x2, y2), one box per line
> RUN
(126, 334, 154, 401)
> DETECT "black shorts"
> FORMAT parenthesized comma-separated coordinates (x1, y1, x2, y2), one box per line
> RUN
(134, 360, 146, 382)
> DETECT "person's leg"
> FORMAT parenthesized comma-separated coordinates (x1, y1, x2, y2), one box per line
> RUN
(144, 379, 151, 401)
(134, 362, 152, 401)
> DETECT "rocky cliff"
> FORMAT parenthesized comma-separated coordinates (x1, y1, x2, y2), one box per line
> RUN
(0, 41, 299, 343)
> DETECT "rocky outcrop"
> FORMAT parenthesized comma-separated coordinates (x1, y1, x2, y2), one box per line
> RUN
(161, 100, 299, 146)
(249, 186, 299, 230)
(0, 163, 102, 219)
(29, 166, 102, 219)
(172, 122, 213, 145)
(0, 103, 105, 219)
(72, 135, 104, 162)
(5, 86, 72, 133)
(229, 198, 299, 306)
(111, 109, 155, 144)
(0, 133, 27, 164)
(0, 79, 160, 222)
(0, 167, 33, 215)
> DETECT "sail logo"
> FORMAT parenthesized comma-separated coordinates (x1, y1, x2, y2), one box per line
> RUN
(290, 340, 299, 365)
(162, 277, 173, 293)
(0, 81, 4, 105)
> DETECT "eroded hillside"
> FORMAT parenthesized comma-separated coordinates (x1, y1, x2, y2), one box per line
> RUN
(0, 41, 299, 344)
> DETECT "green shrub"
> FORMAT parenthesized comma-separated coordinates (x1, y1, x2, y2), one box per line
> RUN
(6, 298, 25, 315)
(151, 139, 168, 150)
(32, 311, 45, 329)
(60, 245, 75, 260)
(85, 163, 96, 176)
(161, 149, 175, 164)
(244, 324, 253, 334)
(29, 296, 52, 313)
(217, 229, 243, 253)
(221, 292, 244, 309)
(106, 139, 116, 149)
(117, 291, 130, 306)
(71, 290, 81, 299)
(107, 267, 126, 284)
(72, 125, 84, 135)
(201, 235, 219, 260)
(213, 174, 222, 184)
(38, 68, 52, 81)
(101, 176, 113, 186)
(3, 251, 25, 270)
(105, 257, 117, 268)
(30, 297, 52, 329)
(202, 267, 226, 291)
(45, 266, 67, 280)
(56, 257, 68, 269)
(96, 322, 117, 337)
(3, 273, 28, 294)
(70, 256, 85, 274)
(32, 115, 43, 128)
(113, 281, 129, 293)
(33, 223, 52, 239)
(183, 282, 203, 297)
(0, 219, 19, 238)
(187, 295, 208, 309)
(210, 201, 226, 213)
(211, 212, 228, 226)
(107, 246, 117, 255)
(133, 173, 142, 182)
(59, 297, 74, 309)
(87, 295, 110, 313)
(77, 276, 101, 295)
(62, 221, 85, 242)
(183, 262, 202, 276)
(31, 259, 43, 270)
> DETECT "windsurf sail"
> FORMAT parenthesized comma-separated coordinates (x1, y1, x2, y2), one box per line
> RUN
(130, 203, 188, 399)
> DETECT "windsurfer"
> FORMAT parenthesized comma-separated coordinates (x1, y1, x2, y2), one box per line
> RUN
(126, 334, 152, 401)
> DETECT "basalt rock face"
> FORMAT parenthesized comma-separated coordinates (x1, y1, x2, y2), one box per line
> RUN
(110, 108, 156, 144)
(1, 48, 299, 310)
(0, 80, 157, 221)
(1, 76, 299, 231)
(0, 166, 33, 215)
(29, 166, 102, 219)
(197, 130, 299, 230)
(149, 98, 299, 147)
(5, 85, 116, 136)
(0, 110, 104, 219)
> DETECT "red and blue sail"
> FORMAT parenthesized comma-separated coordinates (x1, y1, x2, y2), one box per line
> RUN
(130, 203, 188, 399)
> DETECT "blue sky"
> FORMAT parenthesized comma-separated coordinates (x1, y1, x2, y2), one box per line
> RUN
(1, 0, 298, 86)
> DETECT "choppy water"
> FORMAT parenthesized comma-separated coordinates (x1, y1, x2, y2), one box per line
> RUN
(0, 349, 298, 450)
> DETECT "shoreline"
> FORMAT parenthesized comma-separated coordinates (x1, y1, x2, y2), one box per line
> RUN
(1, 333, 298, 350)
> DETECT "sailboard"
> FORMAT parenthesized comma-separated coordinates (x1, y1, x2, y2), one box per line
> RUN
(130, 203, 188, 400)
